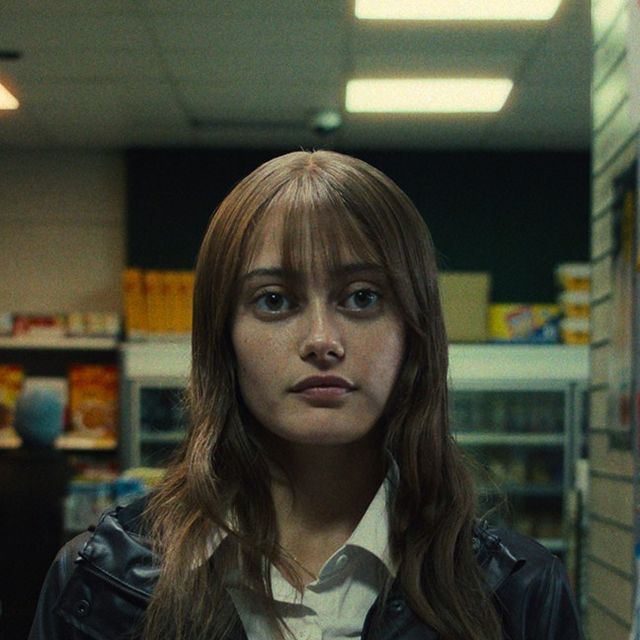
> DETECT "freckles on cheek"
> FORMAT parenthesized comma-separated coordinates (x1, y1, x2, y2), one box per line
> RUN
(237, 331, 280, 385)
(368, 325, 405, 383)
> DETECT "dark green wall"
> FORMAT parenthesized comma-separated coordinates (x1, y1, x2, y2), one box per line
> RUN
(126, 148, 590, 302)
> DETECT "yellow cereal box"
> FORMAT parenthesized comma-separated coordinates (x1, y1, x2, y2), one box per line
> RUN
(68, 365, 118, 444)
(122, 269, 148, 339)
(0, 365, 24, 434)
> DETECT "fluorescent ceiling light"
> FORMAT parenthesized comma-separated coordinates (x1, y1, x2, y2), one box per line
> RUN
(0, 82, 19, 110)
(355, 0, 562, 21)
(346, 78, 513, 113)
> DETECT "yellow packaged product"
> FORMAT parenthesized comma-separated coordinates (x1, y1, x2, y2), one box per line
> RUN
(122, 269, 148, 339)
(558, 291, 590, 319)
(0, 365, 24, 434)
(68, 365, 118, 444)
(489, 304, 561, 343)
(555, 263, 591, 292)
(560, 318, 590, 345)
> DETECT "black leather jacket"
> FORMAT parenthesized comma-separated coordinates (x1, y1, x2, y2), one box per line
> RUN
(29, 498, 585, 639)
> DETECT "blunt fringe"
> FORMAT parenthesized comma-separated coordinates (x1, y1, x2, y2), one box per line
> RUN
(142, 150, 502, 640)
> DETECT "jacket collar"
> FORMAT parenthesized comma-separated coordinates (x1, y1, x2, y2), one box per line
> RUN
(473, 520, 525, 593)
(65, 504, 525, 640)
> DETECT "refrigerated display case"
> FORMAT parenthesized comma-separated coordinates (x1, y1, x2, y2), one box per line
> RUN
(449, 344, 588, 583)
(119, 342, 189, 469)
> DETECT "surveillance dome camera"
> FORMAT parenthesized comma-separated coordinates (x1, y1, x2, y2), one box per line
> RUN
(310, 110, 342, 135)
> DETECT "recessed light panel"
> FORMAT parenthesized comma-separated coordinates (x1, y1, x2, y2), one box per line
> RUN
(355, 0, 562, 21)
(345, 78, 513, 113)
(0, 82, 19, 110)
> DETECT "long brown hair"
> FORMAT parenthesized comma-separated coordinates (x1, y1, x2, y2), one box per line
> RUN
(142, 150, 502, 639)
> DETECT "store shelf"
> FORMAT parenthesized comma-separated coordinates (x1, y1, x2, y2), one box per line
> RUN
(449, 344, 588, 389)
(120, 341, 190, 379)
(140, 430, 185, 444)
(454, 432, 565, 447)
(0, 336, 118, 350)
(478, 483, 564, 497)
(0, 433, 117, 451)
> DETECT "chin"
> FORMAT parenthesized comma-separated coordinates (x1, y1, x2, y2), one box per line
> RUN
(269, 421, 375, 447)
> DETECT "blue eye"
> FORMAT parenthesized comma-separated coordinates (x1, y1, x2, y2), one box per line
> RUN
(344, 289, 381, 310)
(254, 291, 291, 313)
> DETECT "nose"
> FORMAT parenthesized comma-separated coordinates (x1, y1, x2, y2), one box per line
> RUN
(298, 300, 345, 363)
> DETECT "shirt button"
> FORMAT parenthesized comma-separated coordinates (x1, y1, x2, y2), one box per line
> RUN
(335, 553, 349, 570)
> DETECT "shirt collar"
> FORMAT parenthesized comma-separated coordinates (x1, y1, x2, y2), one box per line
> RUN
(209, 455, 400, 580)
(343, 456, 398, 577)
(268, 457, 399, 603)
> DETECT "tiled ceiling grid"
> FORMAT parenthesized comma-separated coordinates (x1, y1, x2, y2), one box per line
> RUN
(0, 0, 591, 150)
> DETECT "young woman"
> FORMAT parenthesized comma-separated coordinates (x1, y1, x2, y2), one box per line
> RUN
(30, 150, 584, 640)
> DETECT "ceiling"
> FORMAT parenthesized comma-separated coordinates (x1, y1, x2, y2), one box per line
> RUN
(0, 0, 592, 151)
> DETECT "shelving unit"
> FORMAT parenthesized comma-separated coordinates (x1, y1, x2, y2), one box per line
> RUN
(0, 337, 120, 453)
(454, 432, 566, 446)
(119, 342, 190, 468)
(0, 336, 118, 350)
(449, 344, 588, 580)
(0, 433, 117, 451)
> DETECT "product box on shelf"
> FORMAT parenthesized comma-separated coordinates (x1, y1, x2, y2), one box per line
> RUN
(12, 314, 66, 340)
(439, 272, 491, 342)
(560, 318, 590, 345)
(488, 304, 561, 343)
(68, 364, 118, 445)
(0, 365, 24, 439)
(0, 313, 12, 336)
(123, 268, 149, 339)
(122, 268, 194, 340)
(554, 262, 591, 292)
(66, 312, 121, 338)
(554, 261, 591, 345)
(558, 291, 590, 319)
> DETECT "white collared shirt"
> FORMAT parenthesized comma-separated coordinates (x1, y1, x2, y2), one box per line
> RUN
(225, 467, 398, 640)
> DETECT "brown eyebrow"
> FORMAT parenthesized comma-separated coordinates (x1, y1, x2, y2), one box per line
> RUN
(239, 262, 384, 286)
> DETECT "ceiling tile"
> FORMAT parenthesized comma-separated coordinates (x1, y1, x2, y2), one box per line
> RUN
(145, 0, 347, 18)
(483, 83, 591, 148)
(18, 80, 189, 147)
(519, 0, 591, 84)
(351, 51, 523, 77)
(177, 81, 341, 117)
(161, 48, 343, 86)
(0, 14, 155, 51)
(0, 109, 56, 147)
(351, 23, 546, 59)
(0, 0, 592, 150)
(0, 1, 141, 15)
(7, 49, 166, 82)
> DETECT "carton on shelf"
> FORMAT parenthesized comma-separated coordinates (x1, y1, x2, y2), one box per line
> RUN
(0, 365, 24, 438)
(554, 263, 591, 292)
(439, 272, 491, 342)
(12, 314, 66, 339)
(164, 271, 194, 336)
(122, 268, 194, 339)
(489, 304, 561, 344)
(144, 270, 170, 335)
(68, 365, 118, 445)
(176, 271, 194, 335)
(122, 269, 149, 339)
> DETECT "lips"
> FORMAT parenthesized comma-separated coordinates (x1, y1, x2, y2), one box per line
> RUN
(290, 375, 355, 393)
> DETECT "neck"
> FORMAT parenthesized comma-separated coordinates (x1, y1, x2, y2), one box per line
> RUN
(265, 438, 387, 582)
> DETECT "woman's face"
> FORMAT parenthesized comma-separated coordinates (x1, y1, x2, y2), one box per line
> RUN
(231, 212, 406, 448)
